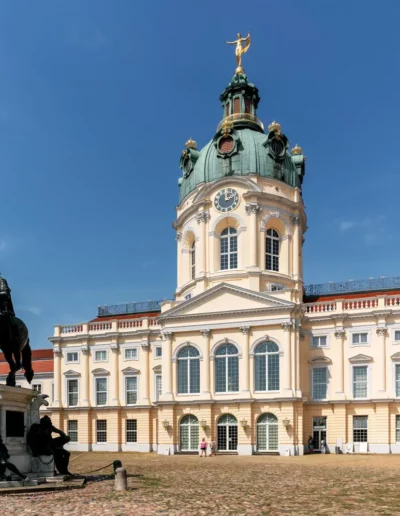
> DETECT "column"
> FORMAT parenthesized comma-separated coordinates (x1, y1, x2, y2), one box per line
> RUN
(281, 322, 292, 395)
(53, 346, 62, 408)
(161, 332, 174, 401)
(200, 329, 211, 398)
(290, 215, 300, 281)
(245, 204, 262, 268)
(334, 329, 345, 398)
(377, 327, 388, 393)
(196, 210, 210, 278)
(81, 344, 90, 407)
(141, 341, 151, 405)
(110, 343, 120, 406)
(239, 326, 251, 396)
(175, 232, 183, 287)
(294, 322, 301, 396)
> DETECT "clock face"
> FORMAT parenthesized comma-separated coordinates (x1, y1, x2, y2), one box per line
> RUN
(214, 188, 240, 213)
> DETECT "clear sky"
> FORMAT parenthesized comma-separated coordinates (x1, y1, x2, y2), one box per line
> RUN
(0, 0, 399, 348)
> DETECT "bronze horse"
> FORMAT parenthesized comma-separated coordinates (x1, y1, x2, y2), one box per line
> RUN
(0, 277, 34, 386)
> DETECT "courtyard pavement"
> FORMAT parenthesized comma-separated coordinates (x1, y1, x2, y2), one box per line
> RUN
(2, 452, 400, 515)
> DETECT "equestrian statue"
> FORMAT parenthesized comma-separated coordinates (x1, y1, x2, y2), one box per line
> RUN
(0, 276, 34, 386)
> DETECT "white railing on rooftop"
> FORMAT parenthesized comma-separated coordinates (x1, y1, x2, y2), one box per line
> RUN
(56, 316, 160, 337)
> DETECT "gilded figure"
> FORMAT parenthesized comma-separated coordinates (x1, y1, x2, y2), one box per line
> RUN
(225, 32, 251, 72)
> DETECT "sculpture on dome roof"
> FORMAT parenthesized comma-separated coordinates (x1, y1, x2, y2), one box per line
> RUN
(225, 32, 251, 74)
(0, 275, 34, 386)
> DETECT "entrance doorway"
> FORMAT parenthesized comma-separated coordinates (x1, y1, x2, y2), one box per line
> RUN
(313, 416, 327, 452)
(257, 413, 278, 451)
(217, 414, 238, 451)
(180, 415, 199, 451)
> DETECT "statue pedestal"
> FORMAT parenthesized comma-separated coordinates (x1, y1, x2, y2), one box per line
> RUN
(0, 384, 53, 477)
(31, 456, 55, 476)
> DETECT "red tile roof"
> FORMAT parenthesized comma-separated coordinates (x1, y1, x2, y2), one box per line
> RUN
(0, 348, 53, 375)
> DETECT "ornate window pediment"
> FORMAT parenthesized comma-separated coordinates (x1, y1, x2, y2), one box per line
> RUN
(153, 365, 162, 373)
(64, 369, 81, 377)
(91, 368, 110, 376)
(349, 354, 373, 363)
(309, 356, 332, 365)
(121, 367, 140, 375)
(391, 352, 400, 361)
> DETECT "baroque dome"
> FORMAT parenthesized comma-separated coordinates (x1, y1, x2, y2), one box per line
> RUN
(178, 72, 305, 203)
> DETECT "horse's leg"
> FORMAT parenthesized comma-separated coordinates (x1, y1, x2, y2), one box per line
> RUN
(6, 371, 15, 387)
(22, 339, 34, 384)
(2, 347, 17, 373)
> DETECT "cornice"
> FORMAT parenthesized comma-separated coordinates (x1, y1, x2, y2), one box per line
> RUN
(160, 306, 294, 323)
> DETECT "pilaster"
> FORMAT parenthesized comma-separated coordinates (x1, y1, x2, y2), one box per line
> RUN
(239, 326, 251, 397)
(200, 329, 211, 399)
(161, 332, 174, 402)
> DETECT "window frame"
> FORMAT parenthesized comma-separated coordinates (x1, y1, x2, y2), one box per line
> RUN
(350, 331, 370, 346)
(353, 415, 368, 443)
(94, 349, 109, 363)
(125, 375, 138, 406)
(215, 343, 239, 394)
(254, 342, 280, 393)
(155, 346, 162, 359)
(177, 346, 201, 395)
(32, 383, 42, 394)
(311, 366, 329, 400)
(191, 241, 196, 280)
(66, 351, 79, 364)
(395, 363, 400, 398)
(67, 378, 79, 407)
(265, 228, 280, 272)
(311, 335, 329, 349)
(352, 365, 369, 399)
(126, 419, 137, 443)
(220, 227, 238, 271)
(95, 377, 108, 406)
(396, 415, 400, 444)
(393, 329, 400, 344)
(96, 419, 107, 444)
(68, 420, 78, 443)
(124, 348, 138, 361)
(155, 373, 162, 401)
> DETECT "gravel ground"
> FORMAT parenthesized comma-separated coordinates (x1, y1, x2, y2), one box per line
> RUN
(2, 452, 400, 515)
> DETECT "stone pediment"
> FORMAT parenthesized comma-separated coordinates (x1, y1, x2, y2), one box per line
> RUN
(159, 283, 294, 321)
(349, 354, 373, 363)
(91, 368, 110, 376)
(63, 369, 81, 377)
(309, 356, 332, 364)
(391, 352, 400, 361)
(121, 367, 140, 375)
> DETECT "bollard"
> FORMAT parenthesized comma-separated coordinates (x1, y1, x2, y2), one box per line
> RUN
(114, 467, 127, 491)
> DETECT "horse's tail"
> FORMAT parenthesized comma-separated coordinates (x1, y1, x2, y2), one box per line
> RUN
(22, 339, 34, 383)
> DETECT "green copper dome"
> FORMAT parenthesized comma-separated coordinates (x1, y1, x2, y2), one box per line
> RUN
(178, 73, 306, 203)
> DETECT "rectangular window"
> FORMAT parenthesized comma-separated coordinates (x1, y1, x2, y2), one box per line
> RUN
(155, 374, 162, 401)
(96, 420, 107, 443)
(96, 378, 107, 406)
(95, 350, 108, 362)
(125, 377, 137, 405)
(395, 330, 400, 342)
(155, 347, 162, 358)
(312, 336, 327, 348)
(233, 97, 240, 113)
(312, 367, 328, 400)
(66, 352, 78, 363)
(68, 420, 78, 443)
(353, 366, 368, 398)
(227, 356, 239, 392)
(353, 415, 368, 442)
(126, 419, 137, 443)
(352, 333, 369, 345)
(32, 384, 42, 394)
(396, 415, 400, 443)
(396, 365, 400, 397)
(124, 348, 138, 360)
(67, 379, 79, 407)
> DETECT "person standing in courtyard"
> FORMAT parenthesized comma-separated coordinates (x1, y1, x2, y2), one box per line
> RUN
(308, 436, 314, 454)
(199, 438, 208, 457)
(210, 438, 216, 457)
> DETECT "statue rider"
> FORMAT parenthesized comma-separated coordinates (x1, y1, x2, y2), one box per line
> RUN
(0, 276, 16, 344)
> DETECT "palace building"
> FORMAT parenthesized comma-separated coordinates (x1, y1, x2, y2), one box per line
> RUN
(45, 56, 400, 456)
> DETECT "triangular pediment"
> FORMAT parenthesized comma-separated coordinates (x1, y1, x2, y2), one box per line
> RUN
(349, 354, 373, 363)
(91, 368, 110, 376)
(121, 367, 140, 375)
(309, 356, 332, 364)
(159, 283, 295, 321)
(64, 369, 81, 377)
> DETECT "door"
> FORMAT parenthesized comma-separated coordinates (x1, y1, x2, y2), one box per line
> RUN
(313, 417, 327, 452)
(257, 413, 279, 451)
(217, 414, 238, 451)
(180, 415, 199, 451)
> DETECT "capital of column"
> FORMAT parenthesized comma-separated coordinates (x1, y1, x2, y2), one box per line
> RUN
(334, 329, 346, 339)
(110, 343, 120, 354)
(161, 331, 173, 341)
(53, 346, 62, 358)
(245, 203, 262, 216)
(376, 327, 388, 337)
(200, 329, 211, 338)
(281, 322, 293, 332)
(81, 345, 90, 356)
(175, 231, 182, 242)
(290, 215, 300, 226)
(196, 211, 211, 224)
(239, 325, 251, 335)
(141, 341, 151, 351)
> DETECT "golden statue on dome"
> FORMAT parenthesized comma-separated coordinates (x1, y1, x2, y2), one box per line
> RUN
(225, 32, 251, 74)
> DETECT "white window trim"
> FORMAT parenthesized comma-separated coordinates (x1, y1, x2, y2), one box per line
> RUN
(65, 350, 80, 365)
(94, 349, 109, 363)
(124, 347, 139, 361)
(96, 420, 107, 445)
(350, 364, 371, 400)
(125, 375, 138, 406)
(154, 346, 162, 360)
(352, 415, 368, 444)
(214, 353, 240, 394)
(253, 348, 280, 393)
(393, 361, 400, 399)
(31, 382, 43, 395)
(154, 373, 162, 402)
(66, 377, 80, 408)
(121, 343, 140, 362)
(309, 365, 330, 401)
(349, 330, 371, 347)
(392, 327, 400, 345)
(177, 351, 201, 395)
(395, 414, 400, 445)
(94, 377, 108, 407)
(310, 334, 330, 350)
(219, 227, 238, 271)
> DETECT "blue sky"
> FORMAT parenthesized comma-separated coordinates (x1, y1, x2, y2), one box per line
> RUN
(0, 0, 399, 348)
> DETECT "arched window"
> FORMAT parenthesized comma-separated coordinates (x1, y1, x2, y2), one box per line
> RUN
(254, 342, 280, 391)
(217, 414, 238, 451)
(215, 343, 239, 393)
(177, 346, 200, 394)
(180, 415, 199, 451)
(257, 413, 278, 451)
(266, 229, 279, 271)
(191, 242, 196, 280)
(220, 227, 238, 270)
